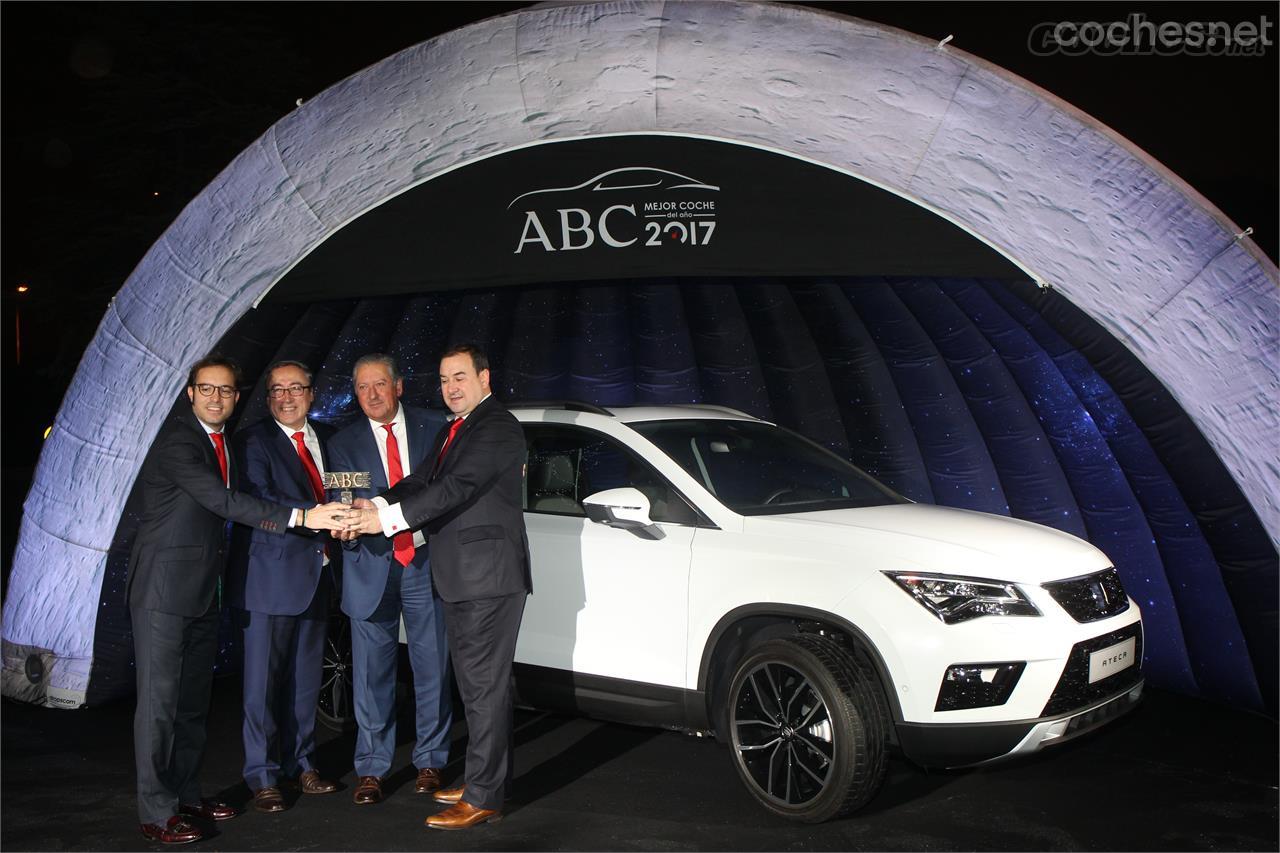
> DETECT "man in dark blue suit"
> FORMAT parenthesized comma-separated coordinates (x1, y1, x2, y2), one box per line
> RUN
(228, 361, 340, 813)
(326, 353, 453, 805)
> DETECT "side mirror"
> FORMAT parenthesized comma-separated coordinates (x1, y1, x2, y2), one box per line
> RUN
(582, 487, 665, 540)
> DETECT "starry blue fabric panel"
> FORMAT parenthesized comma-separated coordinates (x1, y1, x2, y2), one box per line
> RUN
(570, 283, 635, 406)
(941, 279, 1197, 694)
(985, 282, 1264, 710)
(682, 282, 775, 422)
(791, 280, 934, 503)
(391, 292, 462, 410)
(259, 300, 363, 427)
(999, 283, 1276, 712)
(631, 282, 701, 404)
(892, 278, 1085, 536)
(735, 282, 851, 456)
(505, 286, 573, 400)
(842, 279, 1007, 515)
(313, 296, 407, 427)
(450, 290, 518, 372)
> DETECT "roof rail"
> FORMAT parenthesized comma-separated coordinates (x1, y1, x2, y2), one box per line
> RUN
(666, 403, 756, 419)
(506, 400, 614, 416)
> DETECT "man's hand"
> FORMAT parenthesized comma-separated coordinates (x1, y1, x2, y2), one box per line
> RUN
(332, 498, 375, 540)
(343, 504, 384, 536)
(303, 502, 348, 531)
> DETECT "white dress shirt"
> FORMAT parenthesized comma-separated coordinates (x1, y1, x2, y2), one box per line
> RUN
(197, 416, 301, 528)
(276, 418, 327, 561)
(367, 406, 426, 549)
(373, 395, 490, 538)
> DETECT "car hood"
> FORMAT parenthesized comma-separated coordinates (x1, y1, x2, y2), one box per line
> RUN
(743, 503, 1111, 583)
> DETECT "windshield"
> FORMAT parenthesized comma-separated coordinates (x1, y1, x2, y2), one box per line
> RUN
(631, 419, 906, 515)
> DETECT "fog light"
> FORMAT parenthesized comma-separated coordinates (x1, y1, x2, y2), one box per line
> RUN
(935, 661, 1026, 711)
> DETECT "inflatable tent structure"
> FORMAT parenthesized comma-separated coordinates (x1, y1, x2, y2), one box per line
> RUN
(3, 1, 1275, 715)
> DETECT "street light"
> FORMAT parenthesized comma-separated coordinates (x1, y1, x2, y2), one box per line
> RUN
(15, 283, 29, 363)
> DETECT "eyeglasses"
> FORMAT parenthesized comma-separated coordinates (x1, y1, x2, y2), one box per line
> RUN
(268, 384, 312, 399)
(194, 383, 237, 398)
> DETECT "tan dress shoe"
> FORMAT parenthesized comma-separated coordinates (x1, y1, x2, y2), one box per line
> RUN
(415, 767, 444, 794)
(433, 786, 464, 804)
(425, 800, 502, 830)
(352, 775, 383, 805)
(252, 786, 286, 813)
(297, 769, 337, 794)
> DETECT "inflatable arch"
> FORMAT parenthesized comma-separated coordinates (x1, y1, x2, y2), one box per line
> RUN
(3, 1, 1276, 710)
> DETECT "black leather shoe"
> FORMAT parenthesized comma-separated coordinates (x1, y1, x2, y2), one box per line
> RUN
(140, 816, 204, 844)
(178, 799, 237, 821)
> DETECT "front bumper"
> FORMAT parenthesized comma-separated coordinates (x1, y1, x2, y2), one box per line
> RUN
(897, 678, 1144, 769)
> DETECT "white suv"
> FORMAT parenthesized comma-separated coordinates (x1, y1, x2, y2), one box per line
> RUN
(509, 403, 1143, 823)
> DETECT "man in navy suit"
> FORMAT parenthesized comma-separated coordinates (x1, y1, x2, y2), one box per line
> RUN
(326, 353, 453, 805)
(344, 344, 531, 830)
(227, 361, 340, 813)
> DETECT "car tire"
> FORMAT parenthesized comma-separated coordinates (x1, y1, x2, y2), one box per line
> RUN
(727, 634, 888, 822)
(316, 611, 357, 732)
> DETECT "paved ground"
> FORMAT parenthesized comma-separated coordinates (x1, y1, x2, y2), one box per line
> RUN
(1, 678, 1276, 851)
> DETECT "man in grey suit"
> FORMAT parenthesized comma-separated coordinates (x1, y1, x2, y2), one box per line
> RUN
(127, 356, 345, 844)
(344, 344, 531, 830)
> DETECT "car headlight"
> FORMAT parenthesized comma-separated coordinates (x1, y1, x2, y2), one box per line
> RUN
(883, 572, 1041, 624)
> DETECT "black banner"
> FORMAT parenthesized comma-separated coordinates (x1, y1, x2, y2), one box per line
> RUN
(273, 135, 1021, 303)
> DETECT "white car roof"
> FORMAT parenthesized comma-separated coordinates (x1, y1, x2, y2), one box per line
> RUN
(508, 402, 765, 424)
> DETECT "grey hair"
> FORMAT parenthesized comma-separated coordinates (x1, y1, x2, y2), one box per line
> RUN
(352, 353, 402, 383)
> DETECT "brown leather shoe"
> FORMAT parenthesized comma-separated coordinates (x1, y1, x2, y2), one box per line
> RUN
(140, 815, 204, 844)
(415, 767, 444, 794)
(297, 769, 337, 794)
(353, 775, 383, 805)
(433, 786, 464, 805)
(252, 786, 287, 813)
(178, 799, 237, 821)
(425, 800, 502, 830)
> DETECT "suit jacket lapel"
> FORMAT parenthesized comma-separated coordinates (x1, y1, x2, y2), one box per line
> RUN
(184, 409, 229, 485)
(358, 421, 391, 491)
(271, 422, 312, 497)
(432, 398, 492, 480)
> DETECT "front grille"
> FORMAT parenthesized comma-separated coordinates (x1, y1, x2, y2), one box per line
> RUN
(1042, 567, 1130, 623)
(1042, 622, 1143, 716)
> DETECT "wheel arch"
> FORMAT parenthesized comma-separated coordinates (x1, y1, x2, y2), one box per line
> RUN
(694, 603, 904, 738)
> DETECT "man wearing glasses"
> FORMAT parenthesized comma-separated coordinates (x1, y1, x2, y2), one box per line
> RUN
(227, 361, 340, 814)
(127, 356, 346, 844)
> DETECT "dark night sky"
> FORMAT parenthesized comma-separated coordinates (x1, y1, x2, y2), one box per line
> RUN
(2, 1, 1277, 476)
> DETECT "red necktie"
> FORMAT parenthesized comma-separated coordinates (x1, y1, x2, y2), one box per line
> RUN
(210, 432, 228, 485)
(383, 424, 415, 568)
(291, 431, 325, 502)
(433, 418, 465, 475)
(293, 430, 328, 559)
